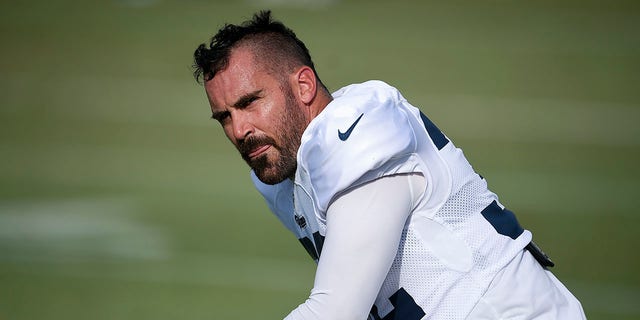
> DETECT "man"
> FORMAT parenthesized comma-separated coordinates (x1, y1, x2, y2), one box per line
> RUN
(193, 10, 585, 320)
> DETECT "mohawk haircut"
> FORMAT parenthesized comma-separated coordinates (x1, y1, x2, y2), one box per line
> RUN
(193, 10, 324, 88)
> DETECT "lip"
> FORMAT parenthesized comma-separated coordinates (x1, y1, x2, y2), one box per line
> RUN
(248, 144, 271, 158)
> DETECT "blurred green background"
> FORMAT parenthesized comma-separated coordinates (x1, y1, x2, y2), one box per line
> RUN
(1, 0, 638, 319)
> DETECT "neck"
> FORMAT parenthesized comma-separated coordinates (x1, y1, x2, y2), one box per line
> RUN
(306, 88, 333, 122)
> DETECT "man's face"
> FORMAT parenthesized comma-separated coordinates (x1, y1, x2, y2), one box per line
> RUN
(204, 48, 307, 184)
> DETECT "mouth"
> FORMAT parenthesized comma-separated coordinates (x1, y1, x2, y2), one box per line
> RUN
(248, 144, 271, 159)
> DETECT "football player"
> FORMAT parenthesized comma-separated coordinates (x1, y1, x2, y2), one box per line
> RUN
(193, 10, 586, 320)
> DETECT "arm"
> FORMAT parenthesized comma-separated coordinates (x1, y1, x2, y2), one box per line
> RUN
(285, 173, 425, 320)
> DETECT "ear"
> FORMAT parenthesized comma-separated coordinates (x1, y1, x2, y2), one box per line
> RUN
(294, 66, 317, 105)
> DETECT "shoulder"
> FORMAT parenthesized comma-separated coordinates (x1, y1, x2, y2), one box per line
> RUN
(306, 80, 413, 145)
(330, 80, 404, 107)
(297, 81, 421, 213)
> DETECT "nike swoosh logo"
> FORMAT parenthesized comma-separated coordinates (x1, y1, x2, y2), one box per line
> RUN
(338, 113, 364, 141)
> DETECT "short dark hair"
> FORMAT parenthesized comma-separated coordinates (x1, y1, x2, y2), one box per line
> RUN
(193, 10, 324, 88)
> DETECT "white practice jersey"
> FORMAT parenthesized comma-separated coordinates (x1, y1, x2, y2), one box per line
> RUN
(252, 80, 532, 319)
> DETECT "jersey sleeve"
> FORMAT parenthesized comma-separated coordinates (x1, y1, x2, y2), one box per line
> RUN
(285, 174, 425, 320)
(297, 81, 423, 215)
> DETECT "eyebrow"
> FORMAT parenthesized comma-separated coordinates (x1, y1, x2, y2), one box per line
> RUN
(210, 90, 263, 120)
(210, 110, 228, 121)
(232, 90, 263, 108)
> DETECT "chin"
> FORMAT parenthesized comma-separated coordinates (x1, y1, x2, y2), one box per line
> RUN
(255, 171, 287, 185)
(250, 152, 296, 185)
(254, 162, 296, 185)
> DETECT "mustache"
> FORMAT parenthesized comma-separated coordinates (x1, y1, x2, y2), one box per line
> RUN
(238, 135, 277, 159)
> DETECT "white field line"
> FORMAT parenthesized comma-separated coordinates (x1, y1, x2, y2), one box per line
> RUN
(0, 197, 310, 293)
(0, 198, 169, 261)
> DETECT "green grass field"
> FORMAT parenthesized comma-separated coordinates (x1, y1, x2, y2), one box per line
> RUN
(1, 0, 638, 319)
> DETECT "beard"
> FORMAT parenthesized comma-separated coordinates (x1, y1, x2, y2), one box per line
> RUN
(238, 85, 306, 185)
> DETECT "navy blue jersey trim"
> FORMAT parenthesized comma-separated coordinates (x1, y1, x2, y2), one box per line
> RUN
(298, 232, 325, 261)
(299, 236, 319, 260)
(480, 200, 524, 240)
(370, 288, 425, 320)
(419, 111, 449, 150)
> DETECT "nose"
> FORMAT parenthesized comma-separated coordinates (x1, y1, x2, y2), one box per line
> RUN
(231, 111, 254, 141)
